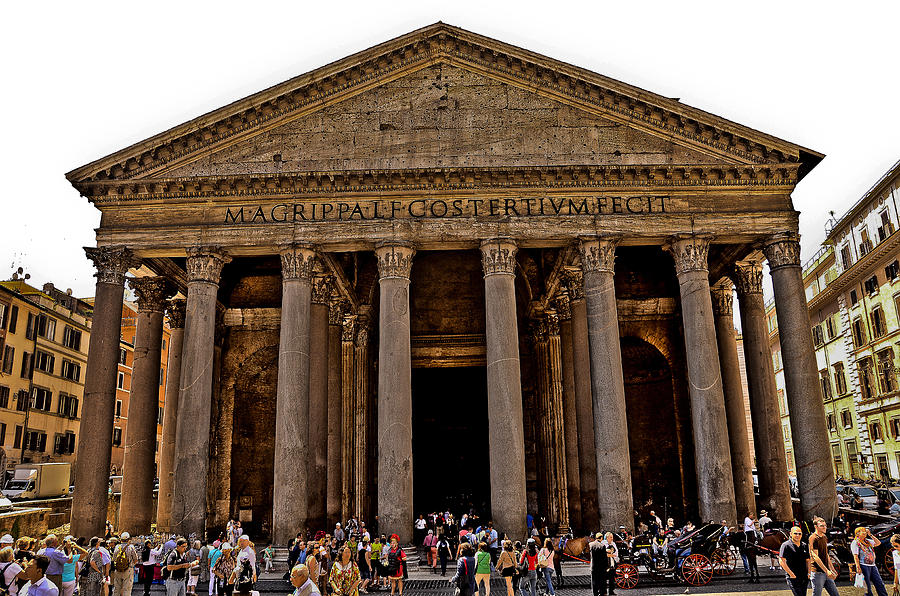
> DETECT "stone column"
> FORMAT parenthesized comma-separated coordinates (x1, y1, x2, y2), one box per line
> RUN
(764, 233, 838, 519)
(308, 274, 332, 530)
(172, 246, 229, 538)
(376, 243, 415, 544)
(733, 261, 793, 519)
(326, 299, 344, 528)
(530, 320, 554, 523)
(354, 317, 371, 520)
(272, 244, 316, 544)
(565, 268, 599, 532)
(667, 234, 736, 523)
(72, 246, 137, 538)
(555, 294, 583, 533)
(710, 281, 756, 521)
(156, 299, 185, 532)
(341, 315, 356, 523)
(580, 237, 633, 530)
(546, 312, 570, 534)
(480, 239, 527, 540)
(119, 276, 174, 534)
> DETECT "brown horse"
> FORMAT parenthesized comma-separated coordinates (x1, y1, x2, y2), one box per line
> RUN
(552, 536, 591, 560)
(757, 529, 789, 568)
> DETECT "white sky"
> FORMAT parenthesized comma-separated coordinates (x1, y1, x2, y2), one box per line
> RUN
(1, 0, 898, 298)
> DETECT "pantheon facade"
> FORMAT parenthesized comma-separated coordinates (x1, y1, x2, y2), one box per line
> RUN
(66, 24, 836, 543)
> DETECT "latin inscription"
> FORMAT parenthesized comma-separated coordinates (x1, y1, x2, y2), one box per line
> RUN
(223, 196, 668, 224)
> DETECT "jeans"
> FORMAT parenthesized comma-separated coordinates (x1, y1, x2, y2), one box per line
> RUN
(519, 570, 536, 596)
(541, 568, 555, 596)
(811, 571, 839, 596)
(165, 579, 186, 596)
(860, 565, 888, 596)
(786, 577, 809, 596)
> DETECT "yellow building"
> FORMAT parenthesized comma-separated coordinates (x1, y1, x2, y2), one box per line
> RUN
(0, 279, 91, 471)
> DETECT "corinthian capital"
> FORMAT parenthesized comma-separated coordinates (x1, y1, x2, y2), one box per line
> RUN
(312, 275, 334, 305)
(166, 299, 187, 329)
(710, 282, 734, 318)
(186, 246, 231, 284)
(732, 260, 764, 296)
(666, 234, 712, 275)
(554, 293, 572, 321)
(375, 243, 415, 280)
(578, 236, 620, 274)
(128, 277, 176, 313)
(480, 239, 518, 276)
(84, 246, 140, 286)
(328, 299, 347, 325)
(763, 232, 802, 271)
(279, 244, 316, 281)
(341, 315, 357, 343)
(563, 268, 584, 301)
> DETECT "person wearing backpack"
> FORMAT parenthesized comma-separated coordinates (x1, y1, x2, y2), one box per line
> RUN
(227, 554, 254, 596)
(111, 534, 138, 596)
(450, 542, 476, 596)
(0, 545, 27, 596)
(164, 539, 198, 596)
(77, 539, 105, 596)
(436, 534, 451, 577)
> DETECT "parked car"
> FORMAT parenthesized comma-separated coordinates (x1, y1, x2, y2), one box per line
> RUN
(842, 485, 879, 510)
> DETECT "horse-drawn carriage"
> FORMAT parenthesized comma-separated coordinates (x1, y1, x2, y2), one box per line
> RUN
(611, 523, 735, 589)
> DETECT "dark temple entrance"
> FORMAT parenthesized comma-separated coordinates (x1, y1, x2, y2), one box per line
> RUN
(412, 366, 491, 517)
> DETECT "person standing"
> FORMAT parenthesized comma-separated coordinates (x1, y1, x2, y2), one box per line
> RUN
(206, 542, 222, 596)
(384, 536, 405, 596)
(808, 517, 839, 596)
(42, 535, 72, 592)
(211, 544, 235, 596)
(450, 543, 475, 596)
(743, 512, 756, 543)
(495, 541, 516, 596)
(537, 539, 555, 596)
(228, 554, 254, 596)
(414, 517, 427, 553)
(759, 510, 773, 530)
(111, 534, 139, 596)
(779, 526, 810, 596)
(289, 564, 320, 596)
(518, 540, 538, 596)
(328, 546, 359, 596)
(356, 539, 372, 594)
(0, 546, 27, 596)
(199, 542, 210, 587)
(164, 539, 198, 596)
(485, 523, 499, 567)
(588, 534, 613, 596)
(435, 534, 451, 578)
(185, 542, 202, 596)
(22, 555, 59, 596)
(78, 539, 105, 596)
(474, 542, 491, 596)
(852, 527, 888, 596)
(890, 534, 900, 594)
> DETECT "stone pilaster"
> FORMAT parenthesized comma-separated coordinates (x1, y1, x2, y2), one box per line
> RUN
(710, 281, 756, 521)
(272, 244, 316, 544)
(555, 293, 582, 533)
(156, 298, 185, 532)
(172, 246, 230, 538)
(764, 232, 837, 519)
(72, 246, 139, 538)
(480, 239, 527, 540)
(354, 316, 370, 521)
(376, 243, 415, 544)
(326, 299, 344, 528)
(119, 276, 175, 534)
(667, 234, 736, 522)
(545, 312, 570, 534)
(579, 236, 633, 530)
(564, 267, 599, 532)
(308, 274, 332, 530)
(732, 261, 793, 520)
(341, 315, 357, 523)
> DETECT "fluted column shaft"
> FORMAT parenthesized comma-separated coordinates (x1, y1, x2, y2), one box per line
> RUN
(580, 237, 633, 530)
(120, 277, 174, 534)
(765, 233, 837, 519)
(308, 275, 332, 530)
(156, 299, 185, 532)
(354, 320, 370, 520)
(531, 324, 555, 523)
(668, 234, 736, 522)
(566, 269, 599, 532)
(172, 247, 230, 538)
(733, 261, 792, 519)
(72, 246, 137, 538)
(272, 245, 316, 544)
(341, 316, 356, 523)
(556, 295, 582, 533)
(326, 301, 344, 528)
(376, 244, 415, 544)
(546, 313, 570, 533)
(711, 282, 757, 521)
(481, 239, 527, 540)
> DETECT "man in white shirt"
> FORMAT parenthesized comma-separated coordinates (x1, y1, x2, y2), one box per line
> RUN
(1, 548, 25, 596)
(758, 510, 773, 530)
(237, 536, 256, 582)
(290, 565, 319, 596)
(21, 555, 59, 596)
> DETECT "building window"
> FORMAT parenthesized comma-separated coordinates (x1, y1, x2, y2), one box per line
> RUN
(57, 394, 69, 416)
(0, 386, 8, 409)
(826, 315, 837, 340)
(847, 440, 861, 477)
(0, 304, 6, 330)
(7, 306, 17, 334)
(159, 367, 164, 387)
(112, 427, 122, 447)
(853, 317, 867, 348)
(877, 454, 890, 479)
(786, 449, 795, 475)
(38, 316, 56, 341)
(1, 346, 13, 375)
(24, 431, 46, 453)
(841, 245, 853, 270)
(117, 372, 125, 390)
(872, 305, 887, 338)
(812, 324, 825, 347)
(13, 426, 21, 449)
(864, 274, 880, 295)
(119, 349, 127, 366)
(879, 210, 895, 241)
(878, 348, 897, 393)
(25, 313, 35, 340)
(860, 357, 877, 399)
(871, 421, 884, 442)
(860, 227, 874, 256)
(161, 339, 166, 351)
(0, 423, 5, 447)
(54, 432, 75, 455)
(841, 409, 853, 428)
(832, 444, 843, 477)
(158, 406, 164, 425)
(834, 362, 848, 394)
(69, 397, 78, 418)
(33, 350, 54, 375)
(14, 391, 27, 412)
(778, 389, 787, 414)
(827, 413, 837, 433)
(850, 289, 859, 306)
(891, 418, 900, 440)
(61, 360, 81, 382)
(886, 261, 900, 281)
(820, 369, 833, 400)
(782, 421, 792, 442)
(772, 351, 782, 371)
(30, 387, 51, 412)
(115, 400, 122, 418)
(20, 352, 32, 379)
(62, 327, 82, 351)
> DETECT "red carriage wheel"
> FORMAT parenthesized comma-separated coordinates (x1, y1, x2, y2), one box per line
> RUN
(614, 563, 639, 590)
(682, 554, 713, 586)
(711, 547, 736, 576)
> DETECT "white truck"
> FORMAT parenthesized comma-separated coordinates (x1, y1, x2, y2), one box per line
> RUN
(2, 463, 70, 500)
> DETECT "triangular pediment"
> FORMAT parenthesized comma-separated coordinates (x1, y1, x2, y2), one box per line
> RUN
(67, 22, 821, 191)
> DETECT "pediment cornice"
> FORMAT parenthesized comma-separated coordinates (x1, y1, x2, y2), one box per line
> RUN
(66, 23, 821, 187)
(79, 163, 799, 203)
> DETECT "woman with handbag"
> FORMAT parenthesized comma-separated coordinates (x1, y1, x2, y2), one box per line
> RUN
(78, 539, 104, 596)
(450, 543, 476, 596)
(517, 540, 538, 596)
(537, 539, 555, 596)
(495, 541, 517, 596)
(474, 542, 491, 596)
(852, 526, 888, 596)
